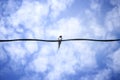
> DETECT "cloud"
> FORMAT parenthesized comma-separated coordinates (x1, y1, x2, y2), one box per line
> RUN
(20, 74, 43, 80)
(110, 0, 120, 6)
(105, 0, 120, 33)
(46, 17, 81, 39)
(90, 0, 101, 11)
(0, 0, 120, 80)
(108, 48, 120, 72)
(94, 69, 111, 80)
(48, 0, 74, 18)
(0, 0, 22, 17)
(79, 69, 111, 80)
(10, 0, 49, 28)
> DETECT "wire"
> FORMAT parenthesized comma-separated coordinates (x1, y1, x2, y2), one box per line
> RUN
(0, 38, 120, 42)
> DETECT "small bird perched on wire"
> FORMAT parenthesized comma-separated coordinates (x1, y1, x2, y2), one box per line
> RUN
(58, 35, 62, 50)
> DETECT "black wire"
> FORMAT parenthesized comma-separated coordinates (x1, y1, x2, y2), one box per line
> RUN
(0, 38, 120, 42)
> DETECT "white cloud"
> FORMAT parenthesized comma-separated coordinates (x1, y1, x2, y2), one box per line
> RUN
(0, 0, 120, 80)
(0, 21, 8, 36)
(84, 9, 107, 38)
(108, 48, 120, 72)
(24, 42, 38, 53)
(29, 56, 49, 73)
(0, 46, 8, 64)
(105, 1, 120, 32)
(10, 0, 49, 29)
(94, 69, 111, 80)
(90, 0, 101, 12)
(0, 0, 22, 16)
(48, 0, 74, 18)
(3, 43, 26, 60)
(110, 0, 120, 6)
(46, 17, 81, 39)
(80, 69, 111, 80)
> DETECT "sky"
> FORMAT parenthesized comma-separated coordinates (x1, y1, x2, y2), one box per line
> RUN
(0, 0, 120, 80)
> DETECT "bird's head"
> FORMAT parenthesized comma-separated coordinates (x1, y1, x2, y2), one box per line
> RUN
(59, 35, 62, 38)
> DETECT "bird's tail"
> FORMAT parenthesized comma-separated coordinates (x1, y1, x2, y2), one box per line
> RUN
(58, 41, 61, 51)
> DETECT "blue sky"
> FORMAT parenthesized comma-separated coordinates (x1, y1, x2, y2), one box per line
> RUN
(0, 0, 120, 80)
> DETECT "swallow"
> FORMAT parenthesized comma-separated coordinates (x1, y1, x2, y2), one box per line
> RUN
(58, 35, 62, 50)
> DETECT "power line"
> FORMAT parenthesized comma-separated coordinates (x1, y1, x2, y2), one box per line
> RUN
(0, 38, 120, 42)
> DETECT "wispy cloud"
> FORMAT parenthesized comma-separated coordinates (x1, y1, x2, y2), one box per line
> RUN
(108, 48, 120, 72)
(48, 0, 74, 18)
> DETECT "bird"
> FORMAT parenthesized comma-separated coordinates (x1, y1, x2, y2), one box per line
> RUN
(58, 35, 62, 50)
